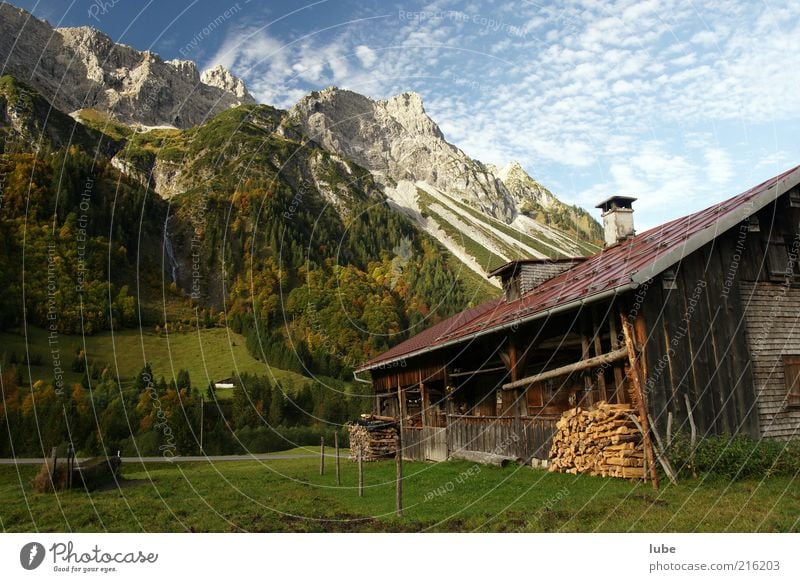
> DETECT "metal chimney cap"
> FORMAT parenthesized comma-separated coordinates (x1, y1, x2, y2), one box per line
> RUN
(595, 195, 637, 212)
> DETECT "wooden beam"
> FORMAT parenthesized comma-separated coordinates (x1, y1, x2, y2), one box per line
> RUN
(536, 334, 584, 350)
(592, 307, 608, 402)
(419, 370, 427, 429)
(620, 311, 659, 489)
(502, 348, 628, 390)
(580, 320, 593, 404)
(449, 365, 507, 378)
(608, 310, 627, 404)
(397, 377, 406, 423)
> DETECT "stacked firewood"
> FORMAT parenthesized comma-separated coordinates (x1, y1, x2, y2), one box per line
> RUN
(548, 402, 645, 479)
(347, 415, 398, 461)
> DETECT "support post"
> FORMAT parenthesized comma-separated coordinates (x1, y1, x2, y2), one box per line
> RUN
(66, 443, 74, 489)
(419, 370, 428, 429)
(199, 396, 204, 454)
(334, 432, 341, 486)
(620, 311, 659, 489)
(609, 314, 627, 404)
(592, 307, 608, 402)
(580, 319, 594, 406)
(50, 447, 58, 488)
(397, 376, 406, 424)
(358, 449, 364, 498)
(319, 436, 325, 476)
(395, 432, 403, 516)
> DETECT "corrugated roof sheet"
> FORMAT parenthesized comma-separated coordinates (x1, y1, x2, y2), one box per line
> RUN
(356, 164, 800, 372)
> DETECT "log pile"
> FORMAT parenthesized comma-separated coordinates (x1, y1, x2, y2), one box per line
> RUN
(548, 402, 645, 480)
(347, 415, 398, 461)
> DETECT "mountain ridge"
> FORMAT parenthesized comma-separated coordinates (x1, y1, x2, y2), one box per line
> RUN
(0, 2, 602, 285)
(0, 4, 255, 128)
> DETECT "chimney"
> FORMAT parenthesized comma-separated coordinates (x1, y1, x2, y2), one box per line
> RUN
(596, 196, 637, 247)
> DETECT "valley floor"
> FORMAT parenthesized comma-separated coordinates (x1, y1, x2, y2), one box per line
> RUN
(0, 325, 309, 393)
(1, 452, 797, 532)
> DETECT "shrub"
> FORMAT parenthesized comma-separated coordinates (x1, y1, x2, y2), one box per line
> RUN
(667, 432, 800, 480)
(31, 458, 67, 493)
(234, 425, 349, 454)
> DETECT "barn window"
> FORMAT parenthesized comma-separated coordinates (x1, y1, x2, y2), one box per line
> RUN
(784, 355, 800, 408)
(767, 237, 800, 283)
(788, 188, 800, 208)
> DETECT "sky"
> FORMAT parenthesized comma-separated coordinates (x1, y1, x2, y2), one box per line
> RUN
(11, 0, 800, 230)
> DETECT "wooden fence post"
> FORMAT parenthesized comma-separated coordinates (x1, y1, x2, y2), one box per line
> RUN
(358, 449, 364, 497)
(335, 432, 341, 486)
(49, 447, 58, 488)
(319, 436, 325, 476)
(395, 432, 403, 516)
(66, 443, 74, 489)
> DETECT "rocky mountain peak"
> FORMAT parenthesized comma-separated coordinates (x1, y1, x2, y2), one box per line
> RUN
(0, 3, 255, 128)
(201, 64, 251, 100)
(495, 160, 526, 181)
(383, 91, 443, 139)
(290, 86, 506, 212)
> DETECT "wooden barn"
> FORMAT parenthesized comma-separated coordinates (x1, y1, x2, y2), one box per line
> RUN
(354, 165, 800, 464)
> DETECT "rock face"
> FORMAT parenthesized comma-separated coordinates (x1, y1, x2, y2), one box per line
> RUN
(289, 88, 602, 267)
(290, 87, 516, 222)
(0, 4, 255, 128)
(491, 160, 558, 209)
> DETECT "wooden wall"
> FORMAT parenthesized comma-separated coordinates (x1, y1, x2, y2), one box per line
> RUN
(739, 282, 800, 438)
(640, 192, 800, 440)
(639, 222, 761, 438)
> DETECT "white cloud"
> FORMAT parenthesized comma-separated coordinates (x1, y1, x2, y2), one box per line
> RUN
(690, 29, 718, 47)
(704, 148, 734, 185)
(355, 45, 377, 68)
(204, 0, 800, 228)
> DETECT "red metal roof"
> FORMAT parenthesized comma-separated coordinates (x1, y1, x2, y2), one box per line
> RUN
(356, 164, 800, 372)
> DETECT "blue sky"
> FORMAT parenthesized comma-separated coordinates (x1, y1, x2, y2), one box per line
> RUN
(12, 0, 800, 230)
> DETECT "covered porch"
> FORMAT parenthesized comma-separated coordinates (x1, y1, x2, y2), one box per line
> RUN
(367, 299, 646, 463)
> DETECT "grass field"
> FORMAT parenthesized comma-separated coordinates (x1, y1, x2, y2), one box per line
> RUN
(0, 325, 311, 393)
(1, 454, 797, 532)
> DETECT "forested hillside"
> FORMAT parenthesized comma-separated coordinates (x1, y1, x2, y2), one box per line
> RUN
(0, 75, 487, 455)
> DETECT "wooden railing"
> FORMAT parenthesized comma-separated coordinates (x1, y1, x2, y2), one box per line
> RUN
(447, 415, 559, 461)
(400, 415, 559, 462)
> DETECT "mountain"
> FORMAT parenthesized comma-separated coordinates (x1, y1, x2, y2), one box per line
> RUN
(0, 72, 485, 379)
(289, 88, 601, 276)
(0, 3, 602, 379)
(491, 160, 603, 245)
(0, 4, 254, 128)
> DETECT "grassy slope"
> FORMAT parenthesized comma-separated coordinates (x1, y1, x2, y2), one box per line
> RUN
(0, 326, 311, 392)
(0, 457, 796, 532)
